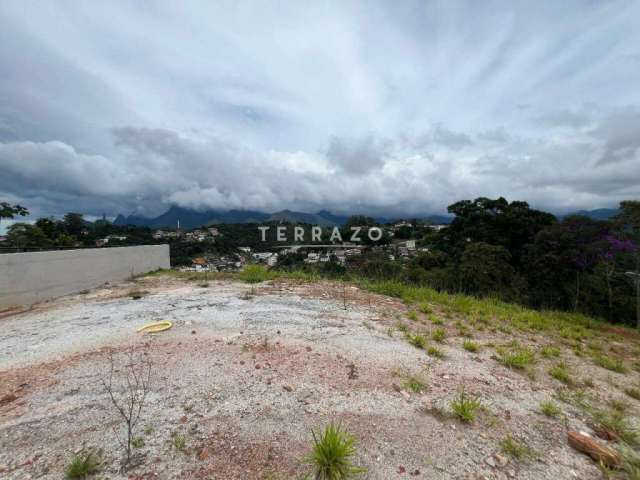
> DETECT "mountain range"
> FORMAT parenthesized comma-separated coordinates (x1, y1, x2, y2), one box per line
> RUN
(113, 205, 620, 230)
(113, 206, 454, 229)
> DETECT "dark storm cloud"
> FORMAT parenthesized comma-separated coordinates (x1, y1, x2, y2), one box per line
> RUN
(1, 0, 640, 226)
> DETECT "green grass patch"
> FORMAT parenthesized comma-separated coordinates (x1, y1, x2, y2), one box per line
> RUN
(426, 345, 445, 358)
(406, 332, 428, 350)
(402, 375, 426, 393)
(548, 361, 575, 386)
(238, 264, 277, 283)
(540, 345, 561, 358)
(625, 387, 640, 401)
(406, 310, 418, 321)
(593, 355, 627, 374)
(431, 328, 446, 343)
(304, 423, 365, 479)
(450, 389, 481, 423)
(462, 340, 479, 352)
(496, 345, 536, 370)
(500, 435, 534, 460)
(539, 400, 561, 417)
(65, 452, 99, 479)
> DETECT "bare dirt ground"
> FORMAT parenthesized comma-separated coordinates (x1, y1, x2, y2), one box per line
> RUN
(1, 274, 639, 479)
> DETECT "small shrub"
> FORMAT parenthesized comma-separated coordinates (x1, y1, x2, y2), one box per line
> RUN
(462, 340, 479, 352)
(540, 346, 561, 358)
(427, 345, 444, 358)
(540, 400, 561, 417)
(407, 332, 427, 350)
(500, 435, 533, 459)
(429, 314, 443, 325)
(65, 452, 99, 479)
(450, 389, 481, 423)
(594, 355, 627, 374)
(431, 328, 446, 343)
(406, 310, 418, 321)
(548, 362, 575, 386)
(304, 423, 365, 479)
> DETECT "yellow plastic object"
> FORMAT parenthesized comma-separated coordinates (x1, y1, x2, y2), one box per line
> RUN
(137, 320, 173, 333)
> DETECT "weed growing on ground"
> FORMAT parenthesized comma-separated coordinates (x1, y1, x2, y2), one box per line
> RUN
(496, 345, 536, 370)
(403, 375, 426, 393)
(462, 340, 479, 352)
(429, 314, 444, 325)
(131, 437, 144, 448)
(419, 303, 432, 314)
(407, 310, 418, 321)
(625, 387, 640, 401)
(540, 345, 561, 358)
(304, 423, 365, 479)
(548, 361, 575, 386)
(173, 434, 186, 450)
(500, 435, 534, 460)
(450, 389, 481, 423)
(238, 264, 276, 283)
(594, 355, 628, 374)
(431, 328, 446, 343)
(407, 332, 428, 349)
(540, 400, 561, 417)
(427, 345, 444, 359)
(594, 409, 638, 445)
(65, 452, 99, 479)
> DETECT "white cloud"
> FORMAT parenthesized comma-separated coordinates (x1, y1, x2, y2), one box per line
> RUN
(0, 0, 640, 218)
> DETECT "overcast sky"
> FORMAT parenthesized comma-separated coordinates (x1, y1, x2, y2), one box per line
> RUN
(1, 0, 640, 225)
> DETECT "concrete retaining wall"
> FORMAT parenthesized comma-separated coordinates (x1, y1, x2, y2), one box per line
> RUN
(0, 245, 170, 308)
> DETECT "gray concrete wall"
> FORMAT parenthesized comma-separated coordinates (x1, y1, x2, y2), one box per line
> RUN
(0, 245, 170, 308)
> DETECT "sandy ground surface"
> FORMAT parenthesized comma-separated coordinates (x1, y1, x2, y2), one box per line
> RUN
(1, 274, 638, 479)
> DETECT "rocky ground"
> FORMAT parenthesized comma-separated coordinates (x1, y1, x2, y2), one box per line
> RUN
(1, 274, 639, 479)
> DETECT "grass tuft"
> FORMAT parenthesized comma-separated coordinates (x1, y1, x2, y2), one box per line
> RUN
(431, 328, 446, 343)
(540, 345, 561, 358)
(462, 340, 479, 352)
(496, 345, 535, 370)
(625, 387, 640, 401)
(406, 332, 428, 350)
(427, 345, 445, 358)
(65, 452, 99, 479)
(548, 361, 575, 386)
(304, 423, 365, 479)
(450, 389, 481, 423)
(500, 435, 534, 460)
(594, 355, 628, 374)
(539, 400, 561, 417)
(403, 375, 426, 393)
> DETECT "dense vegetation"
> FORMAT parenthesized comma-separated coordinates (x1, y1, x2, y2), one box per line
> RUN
(275, 198, 640, 327)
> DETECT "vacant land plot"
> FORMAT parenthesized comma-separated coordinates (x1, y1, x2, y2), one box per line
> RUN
(1, 274, 639, 479)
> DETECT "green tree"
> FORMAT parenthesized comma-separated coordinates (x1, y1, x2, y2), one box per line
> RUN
(615, 201, 640, 327)
(0, 202, 29, 229)
(63, 212, 85, 237)
(6, 223, 51, 249)
(459, 242, 523, 300)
